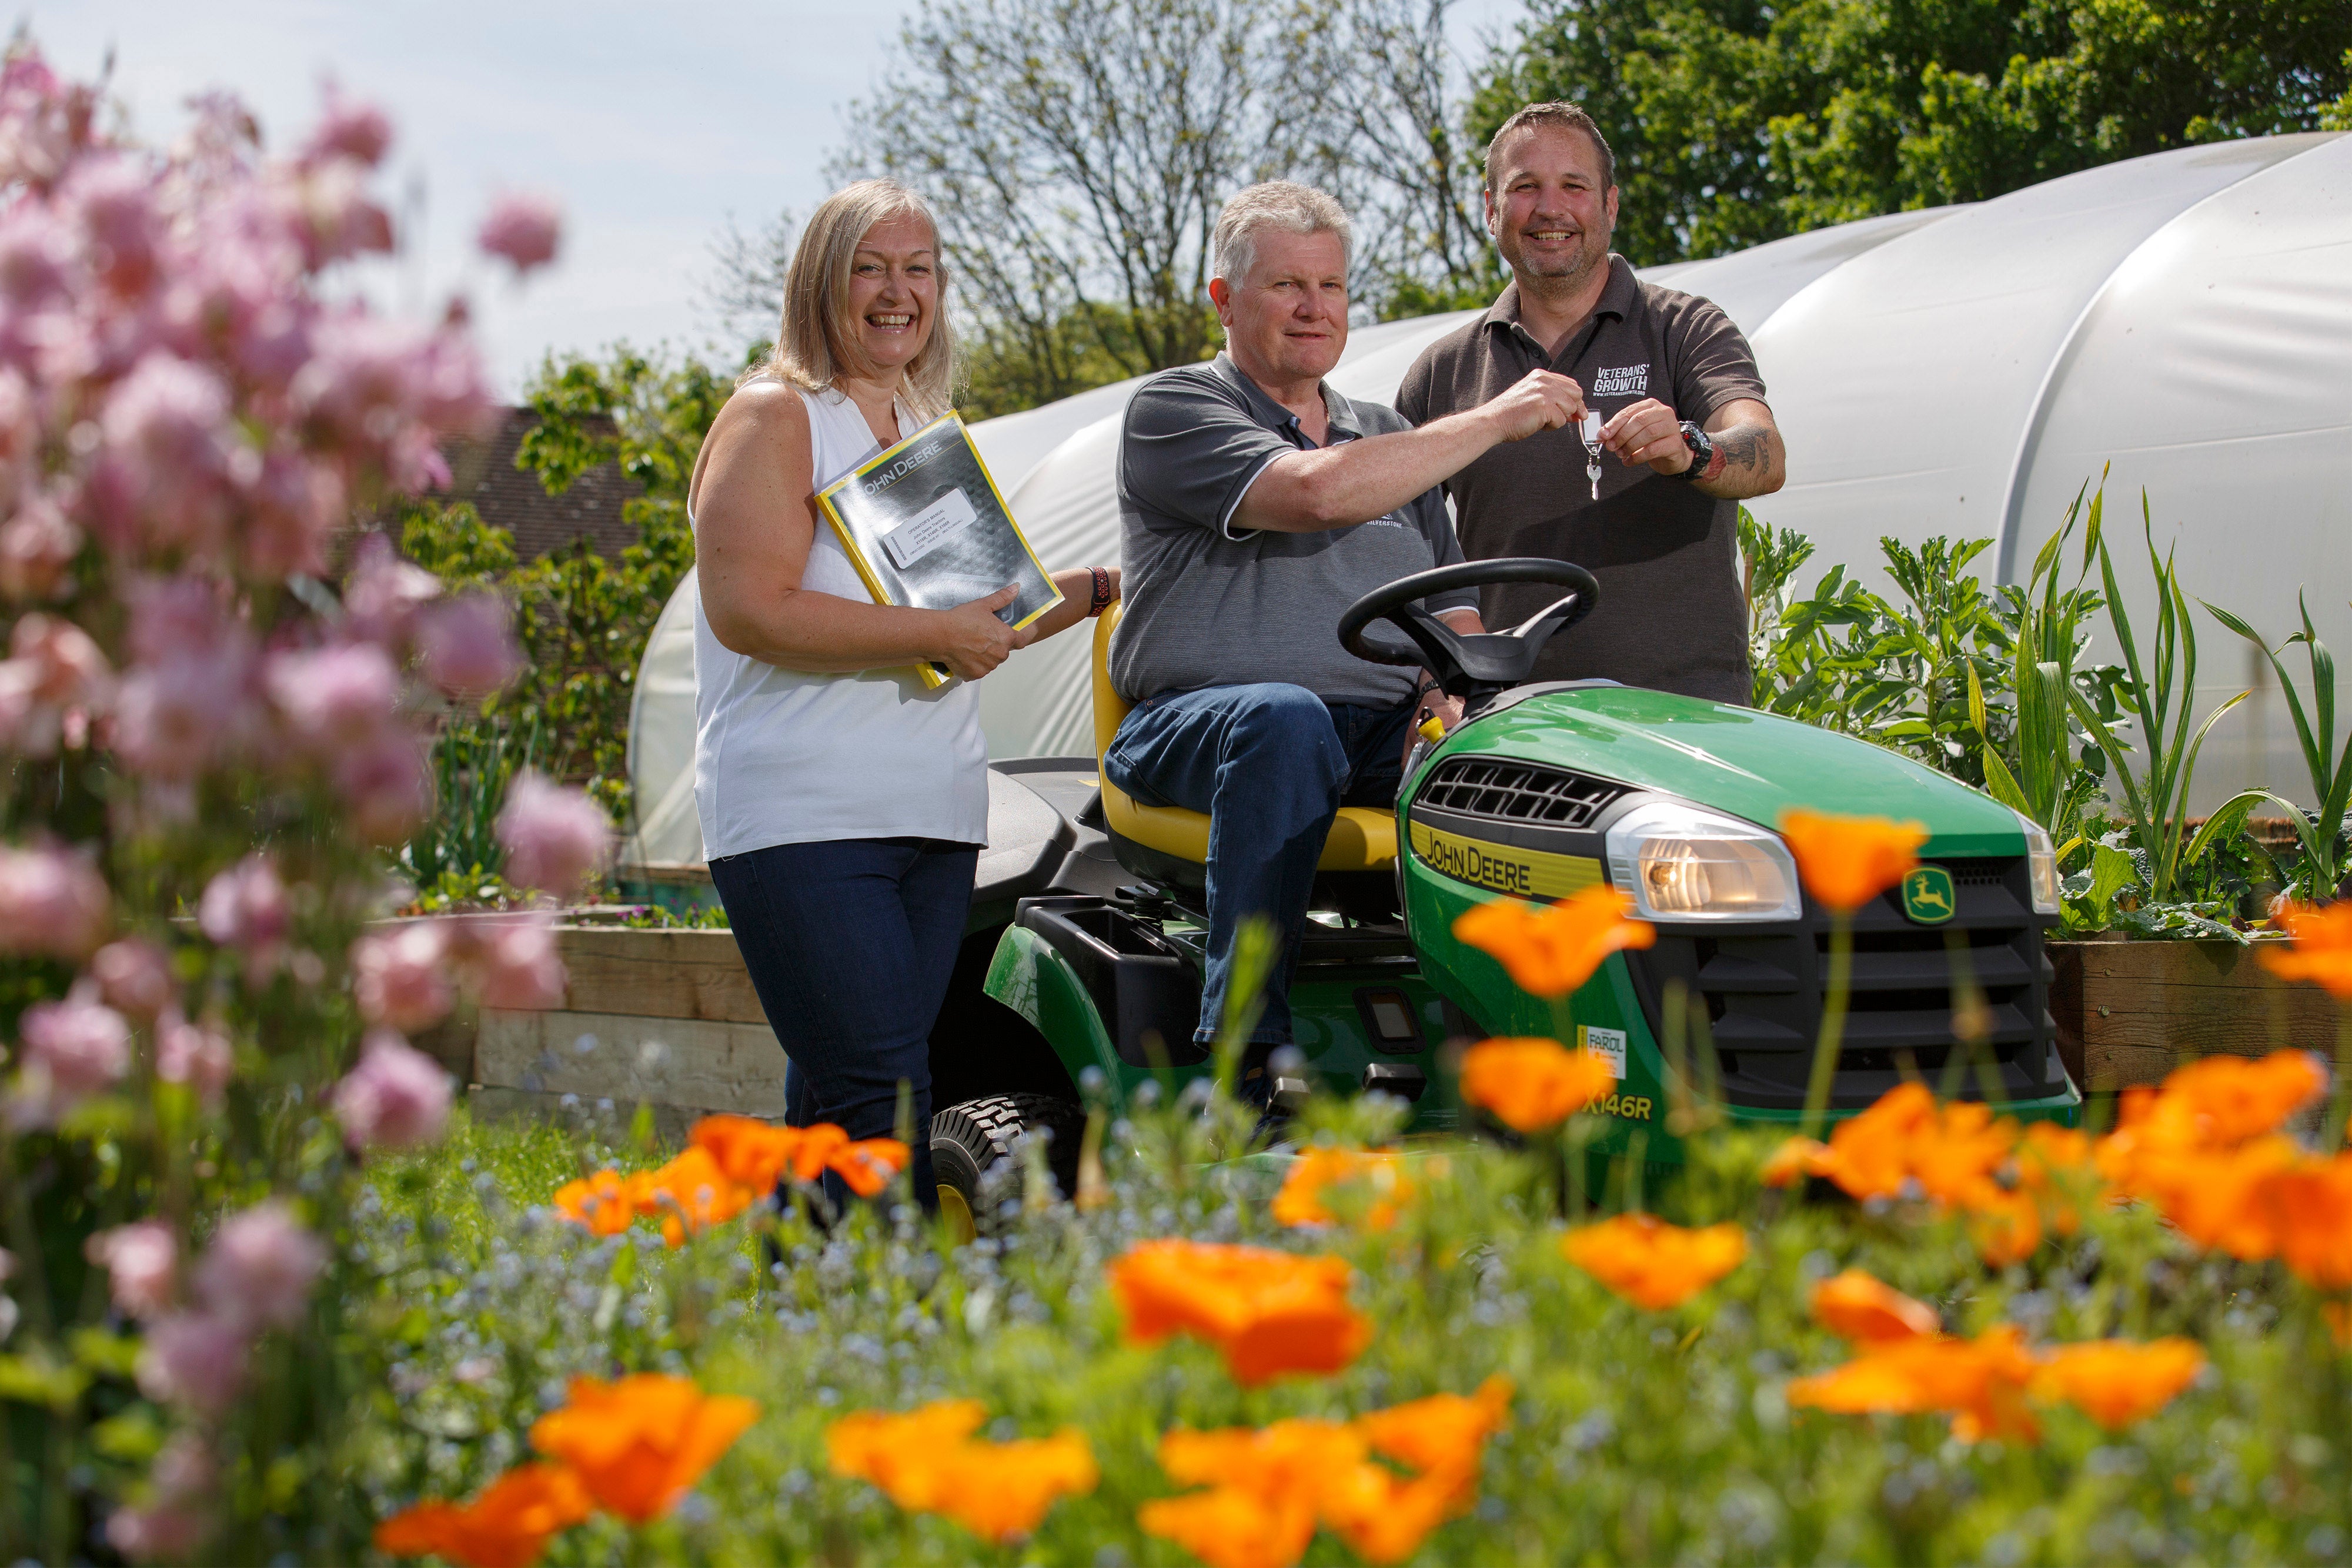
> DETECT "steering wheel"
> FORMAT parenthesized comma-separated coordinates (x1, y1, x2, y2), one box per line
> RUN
(1337, 557, 1600, 708)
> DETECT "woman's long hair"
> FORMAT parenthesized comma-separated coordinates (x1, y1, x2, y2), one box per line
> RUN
(746, 179, 955, 419)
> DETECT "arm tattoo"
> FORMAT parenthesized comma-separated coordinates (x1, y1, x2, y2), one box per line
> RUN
(1698, 422, 1778, 498)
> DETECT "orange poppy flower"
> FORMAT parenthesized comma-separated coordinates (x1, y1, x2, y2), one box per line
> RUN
(2032, 1338, 2205, 1429)
(1108, 1239, 1372, 1386)
(637, 1146, 754, 1246)
(689, 1114, 801, 1191)
(1760, 1135, 1832, 1187)
(550, 1168, 644, 1236)
(1452, 887, 1654, 998)
(828, 1400, 1097, 1543)
(1907, 1098, 2017, 1212)
(1776, 808, 1929, 914)
(1271, 1148, 1415, 1229)
(528, 1374, 759, 1523)
(1787, 1325, 2042, 1442)
(1140, 1480, 1321, 1568)
(373, 1464, 593, 1568)
(2261, 900, 2352, 1000)
(1810, 1269, 1940, 1344)
(1458, 1038, 1617, 1133)
(1967, 1186, 2045, 1268)
(1561, 1213, 1747, 1309)
(1351, 1375, 1513, 1502)
(781, 1123, 914, 1197)
(1810, 1081, 1942, 1200)
(1142, 1382, 1512, 1568)
(2145, 1049, 2328, 1148)
(2261, 1152, 2352, 1291)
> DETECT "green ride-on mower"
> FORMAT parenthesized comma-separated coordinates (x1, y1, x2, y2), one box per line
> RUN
(924, 559, 2082, 1233)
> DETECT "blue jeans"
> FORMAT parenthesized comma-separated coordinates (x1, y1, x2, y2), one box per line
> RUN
(708, 836, 977, 1212)
(1104, 683, 1414, 1052)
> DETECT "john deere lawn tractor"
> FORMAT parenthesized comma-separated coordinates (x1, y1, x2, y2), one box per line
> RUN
(925, 560, 2082, 1222)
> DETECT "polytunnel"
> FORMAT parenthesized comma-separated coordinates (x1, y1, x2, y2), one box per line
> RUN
(624, 132, 2352, 870)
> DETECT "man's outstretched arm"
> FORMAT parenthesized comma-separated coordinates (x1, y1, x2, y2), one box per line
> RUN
(1601, 396, 1785, 500)
(1234, 371, 1584, 533)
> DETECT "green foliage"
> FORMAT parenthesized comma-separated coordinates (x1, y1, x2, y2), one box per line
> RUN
(390, 343, 720, 842)
(2073, 496, 2250, 908)
(2200, 591, 2352, 904)
(1975, 483, 2120, 858)
(1472, 0, 2352, 263)
(1742, 518, 2120, 811)
(398, 709, 544, 892)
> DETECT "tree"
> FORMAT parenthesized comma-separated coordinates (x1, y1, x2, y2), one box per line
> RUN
(1474, 0, 2352, 263)
(395, 345, 726, 820)
(818, 0, 1495, 414)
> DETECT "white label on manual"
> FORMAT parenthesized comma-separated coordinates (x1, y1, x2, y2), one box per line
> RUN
(1578, 1024, 1627, 1079)
(880, 487, 979, 570)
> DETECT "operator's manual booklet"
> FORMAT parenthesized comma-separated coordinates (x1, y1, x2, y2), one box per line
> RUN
(816, 412, 1060, 688)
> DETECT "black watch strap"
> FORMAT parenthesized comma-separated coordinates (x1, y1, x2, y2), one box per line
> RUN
(1668, 420, 1712, 483)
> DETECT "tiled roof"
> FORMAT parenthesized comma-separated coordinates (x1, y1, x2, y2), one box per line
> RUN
(439, 407, 643, 563)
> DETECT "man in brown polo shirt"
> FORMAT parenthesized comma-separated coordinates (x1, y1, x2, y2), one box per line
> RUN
(1396, 102, 1786, 704)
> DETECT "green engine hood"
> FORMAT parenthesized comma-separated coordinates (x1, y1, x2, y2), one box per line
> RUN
(1442, 686, 2025, 858)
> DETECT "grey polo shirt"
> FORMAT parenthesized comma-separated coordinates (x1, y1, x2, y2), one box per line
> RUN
(1396, 258, 1768, 704)
(1110, 354, 1476, 706)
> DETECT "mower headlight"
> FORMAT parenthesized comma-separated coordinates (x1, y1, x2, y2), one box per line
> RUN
(1605, 801, 1801, 923)
(2017, 813, 2060, 915)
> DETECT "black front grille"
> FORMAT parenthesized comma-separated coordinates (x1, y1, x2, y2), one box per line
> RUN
(1414, 758, 1629, 828)
(1622, 857, 2062, 1110)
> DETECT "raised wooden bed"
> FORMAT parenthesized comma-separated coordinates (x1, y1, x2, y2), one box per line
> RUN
(433, 927, 789, 1123)
(2048, 937, 2338, 1090)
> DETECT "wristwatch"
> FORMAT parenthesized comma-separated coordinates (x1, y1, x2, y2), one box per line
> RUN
(1667, 421, 1713, 482)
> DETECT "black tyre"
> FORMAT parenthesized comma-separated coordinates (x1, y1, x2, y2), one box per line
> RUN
(930, 1093, 1086, 1237)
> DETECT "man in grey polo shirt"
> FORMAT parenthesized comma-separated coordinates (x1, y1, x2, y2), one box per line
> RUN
(1107, 180, 1582, 1067)
(1398, 102, 1787, 704)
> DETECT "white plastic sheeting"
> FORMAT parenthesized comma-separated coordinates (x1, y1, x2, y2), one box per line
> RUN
(626, 133, 2351, 866)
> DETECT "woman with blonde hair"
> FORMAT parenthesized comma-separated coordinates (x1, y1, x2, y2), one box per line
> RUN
(688, 179, 1114, 1211)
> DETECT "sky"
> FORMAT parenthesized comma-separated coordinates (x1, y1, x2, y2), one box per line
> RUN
(31, 0, 1526, 399)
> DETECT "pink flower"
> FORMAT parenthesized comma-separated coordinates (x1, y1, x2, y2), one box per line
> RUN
(91, 352, 241, 557)
(136, 1312, 248, 1415)
(155, 1010, 232, 1106)
(198, 854, 287, 957)
(416, 592, 521, 699)
(0, 612, 112, 757)
(0, 842, 111, 959)
(339, 531, 441, 644)
(86, 1219, 177, 1317)
(0, 201, 72, 307)
(193, 1199, 325, 1332)
(66, 152, 164, 298)
(333, 729, 429, 845)
(19, 994, 132, 1101)
(105, 1435, 216, 1560)
(282, 158, 392, 267)
(300, 89, 392, 169)
(350, 921, 453, 1030)
(476, 192, 560, 272)
(0, 494, 84, 601)
(469, 913, 566, 1011)
(331, 1028, 450, 1151)
(265, 641, 397, 747)
(496, 771, 612, 900)
(236, 444, 345, 579)
(91, 937, 178, 1018)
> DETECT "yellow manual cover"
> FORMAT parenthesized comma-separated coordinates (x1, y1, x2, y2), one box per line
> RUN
(816, 412, 1061, 688)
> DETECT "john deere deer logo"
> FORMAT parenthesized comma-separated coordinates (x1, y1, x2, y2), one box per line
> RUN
(1902, 865, 1956, 925)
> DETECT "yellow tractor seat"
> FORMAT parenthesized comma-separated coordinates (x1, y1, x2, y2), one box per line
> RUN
(1091, 603, 1397, 872)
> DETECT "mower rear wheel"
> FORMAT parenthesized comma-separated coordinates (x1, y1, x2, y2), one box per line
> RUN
(930, 1093, 1085, 1236)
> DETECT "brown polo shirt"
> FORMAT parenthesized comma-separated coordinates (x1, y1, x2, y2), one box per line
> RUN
(1395, 257, 1767, 703)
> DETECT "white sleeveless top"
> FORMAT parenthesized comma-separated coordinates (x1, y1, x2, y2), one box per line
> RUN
(692, 386, 989, 858)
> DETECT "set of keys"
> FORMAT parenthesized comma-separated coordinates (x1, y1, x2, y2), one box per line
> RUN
(1579, 410, 1603, 500)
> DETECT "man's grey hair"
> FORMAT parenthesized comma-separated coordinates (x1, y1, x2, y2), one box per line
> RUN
(1210, 182, 1353, 285)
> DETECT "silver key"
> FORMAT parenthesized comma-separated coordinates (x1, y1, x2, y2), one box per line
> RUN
(1579, 410, 1604, 501)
